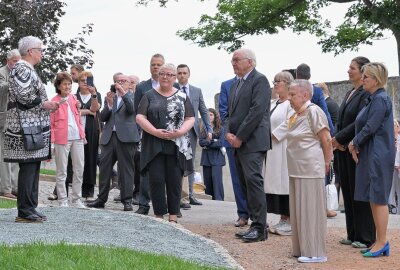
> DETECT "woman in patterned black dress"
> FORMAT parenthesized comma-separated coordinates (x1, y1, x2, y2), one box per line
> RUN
(136, 63, 194, 223)
(4, 36, 59, 223)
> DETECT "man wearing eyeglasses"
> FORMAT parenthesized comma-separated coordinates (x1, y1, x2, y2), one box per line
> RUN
(177, 64, 212, 208)
(225, 48, 271, 243)
(87, 74, 140, 211)
(0, 49, 21, 200)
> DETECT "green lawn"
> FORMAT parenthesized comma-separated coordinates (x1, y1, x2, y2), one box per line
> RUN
(0, 242, 226, 270)
(40, 168, 56, 175)
(0, 198, 17, 209)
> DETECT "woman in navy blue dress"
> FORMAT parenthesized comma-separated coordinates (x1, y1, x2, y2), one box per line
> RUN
(199, 108, 226, 200)
(348, 62, 395, 257)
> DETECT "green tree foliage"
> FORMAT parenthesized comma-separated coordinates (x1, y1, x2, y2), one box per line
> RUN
(136, 0, 400, 74)
(0, 0, 94, 83)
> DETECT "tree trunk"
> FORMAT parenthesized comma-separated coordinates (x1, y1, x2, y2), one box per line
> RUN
(395, 30, 400, 75)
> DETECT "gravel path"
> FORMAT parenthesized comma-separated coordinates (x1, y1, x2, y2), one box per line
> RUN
(0, 180, 242, 269)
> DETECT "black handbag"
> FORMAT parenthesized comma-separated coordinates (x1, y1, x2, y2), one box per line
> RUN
(21, 125, 45, 150)
(16, 103, 45, 151)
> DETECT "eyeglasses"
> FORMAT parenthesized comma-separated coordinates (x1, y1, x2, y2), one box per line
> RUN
(231, 58, 249, 64)
(273, 80, 285, 84)
(31, 48, 44, 53)
(159, 72, 176, 78)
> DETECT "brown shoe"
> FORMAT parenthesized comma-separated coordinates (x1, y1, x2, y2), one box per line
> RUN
(327, 209, 337, 218)
(234, 217, 248, 227)
(0, 192, 17, 200)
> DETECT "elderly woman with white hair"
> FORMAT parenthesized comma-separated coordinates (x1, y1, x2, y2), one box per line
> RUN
(3, 36, 59, 223)
(273, 79, 332, 263)
(136, 63, 195, 223)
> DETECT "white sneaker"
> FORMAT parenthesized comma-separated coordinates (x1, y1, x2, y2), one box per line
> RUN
(298, 256, 327, 263)
(72, 199, 87, 209)
(269, 219, 285, 234)
(59, 200, 69, 207)
(276, 221, 292, 236)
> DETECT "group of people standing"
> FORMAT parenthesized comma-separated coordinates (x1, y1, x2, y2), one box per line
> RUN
(0, 35, 397, 264)
(220, 49, 395, 263)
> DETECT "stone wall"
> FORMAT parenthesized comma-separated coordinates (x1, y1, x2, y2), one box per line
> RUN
(327, 76, 400, 119)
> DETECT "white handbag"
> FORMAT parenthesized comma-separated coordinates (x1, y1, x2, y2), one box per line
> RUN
(326, 183, 339, 211)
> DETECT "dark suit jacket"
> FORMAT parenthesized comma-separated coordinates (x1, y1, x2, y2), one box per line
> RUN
(225, 69, 271, 154)
(134, 79, 153, 112)
(180, 84, 212, 137)
(100, 91, 140, 145)
(218, 77, 236, 148)
(312, 85, 334, 135)
(325, 96, 339, 126)
(199, 127, 226, 167)
(335, 86, 369, 145)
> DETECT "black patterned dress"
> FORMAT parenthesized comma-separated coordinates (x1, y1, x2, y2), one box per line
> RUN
(4, 60, 51, 162)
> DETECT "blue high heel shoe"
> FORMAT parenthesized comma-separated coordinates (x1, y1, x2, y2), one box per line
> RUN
(362, 242, 390, 257)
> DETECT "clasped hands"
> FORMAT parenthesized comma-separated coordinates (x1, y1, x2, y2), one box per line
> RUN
(155, 129, 182, 140)
(225, 132, 242, 148)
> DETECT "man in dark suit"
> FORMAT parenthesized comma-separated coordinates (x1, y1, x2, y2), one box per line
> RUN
(134, 54, 165, 215)
(176, 64, 212, 207)
(219, 77, 249, 227)
(225, 48, 271, 242)
(87, 74, 140, 211)
(321, 84, 339, 126)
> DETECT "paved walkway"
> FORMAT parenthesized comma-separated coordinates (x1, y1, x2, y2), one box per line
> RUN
(2, 177, 400, 270)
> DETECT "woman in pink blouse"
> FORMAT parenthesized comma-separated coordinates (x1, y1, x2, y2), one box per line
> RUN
(50, 72, 86, 208)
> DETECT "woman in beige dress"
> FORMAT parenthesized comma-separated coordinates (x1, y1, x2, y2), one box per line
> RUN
(273, 79, 332, 263)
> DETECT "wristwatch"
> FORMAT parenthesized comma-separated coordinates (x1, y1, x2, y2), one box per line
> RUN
(91, 94, 97, 98)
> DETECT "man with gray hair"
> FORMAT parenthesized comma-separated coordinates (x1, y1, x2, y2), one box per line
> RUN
(226, 48, 271, 242)
(0, 49, 21, 199)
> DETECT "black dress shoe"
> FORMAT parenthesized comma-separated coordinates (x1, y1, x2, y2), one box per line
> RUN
(235, 228, 252, 238)
(180, 202, 191, 209)
(34, 211, 48, 221)
(86, 199, 105, 208)
(242, 229, 266, 243)
(123, 201, 133, 211)
(15, 214, 43, 223)
(135, 206, 149, 215)
(189, 196, 202, 205)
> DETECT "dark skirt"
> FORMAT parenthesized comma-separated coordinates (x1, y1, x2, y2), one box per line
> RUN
(266, 193, 290, 216)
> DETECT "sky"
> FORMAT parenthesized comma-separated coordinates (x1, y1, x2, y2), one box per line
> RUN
(51, 0, 398, 108)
